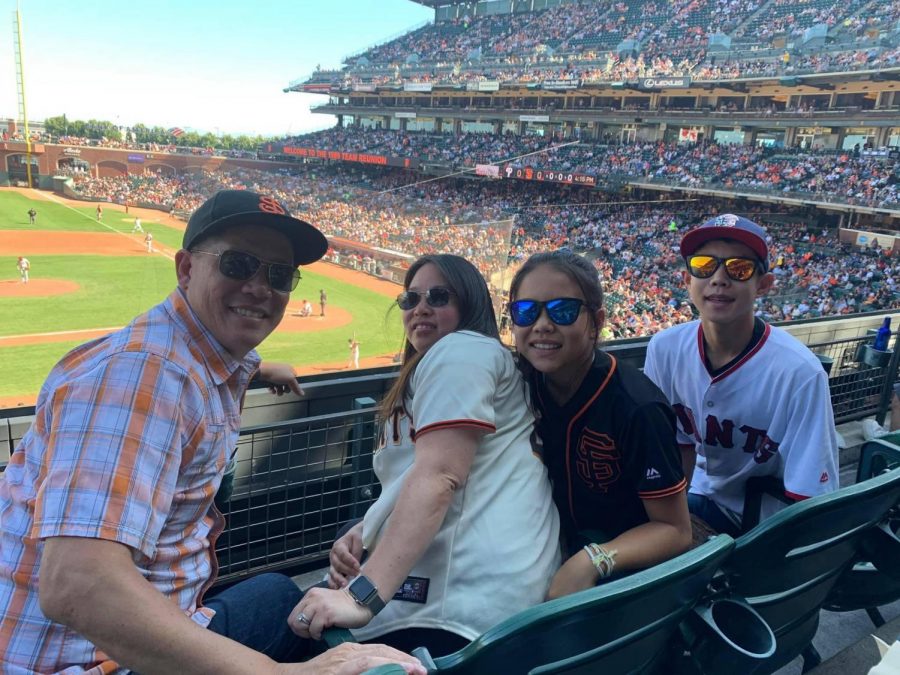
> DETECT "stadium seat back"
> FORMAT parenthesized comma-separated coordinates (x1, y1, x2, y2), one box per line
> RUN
(361, 666, 412, 675)
(719, 466, 900, 672)
(425, 535, 735, 675)
(824, 440, 900, 618)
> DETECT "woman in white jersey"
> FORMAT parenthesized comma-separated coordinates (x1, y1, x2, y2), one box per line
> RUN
(290, 254, 560, 656)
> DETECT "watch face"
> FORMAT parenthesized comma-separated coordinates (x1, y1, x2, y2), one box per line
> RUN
(350, 575, 376, 603)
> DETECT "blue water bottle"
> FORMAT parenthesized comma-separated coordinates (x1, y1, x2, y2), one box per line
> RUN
(874, 317, 892, 351)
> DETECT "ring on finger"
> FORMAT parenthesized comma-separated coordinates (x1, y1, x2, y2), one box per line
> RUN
(296, 611, 311, 625)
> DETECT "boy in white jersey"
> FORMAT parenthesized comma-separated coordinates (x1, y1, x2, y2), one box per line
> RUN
(644, 215, 839, 535)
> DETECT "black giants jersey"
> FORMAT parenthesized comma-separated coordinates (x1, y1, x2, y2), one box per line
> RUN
(531, 351, 686, 554)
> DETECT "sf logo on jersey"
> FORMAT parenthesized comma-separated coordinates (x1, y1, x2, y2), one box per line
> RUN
(575, 429, 621, 492)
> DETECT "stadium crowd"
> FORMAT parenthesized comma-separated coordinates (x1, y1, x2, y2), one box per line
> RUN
(272, 130, 900, 209)
(303, 0, 900, 88)
(69, 162, 898, 338)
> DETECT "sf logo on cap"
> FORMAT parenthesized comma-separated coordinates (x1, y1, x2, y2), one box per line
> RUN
(259, 196, 286, 215)
(714, 214, 739, 227)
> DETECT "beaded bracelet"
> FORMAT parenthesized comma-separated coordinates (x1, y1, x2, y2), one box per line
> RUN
(583, 543, 617, 579)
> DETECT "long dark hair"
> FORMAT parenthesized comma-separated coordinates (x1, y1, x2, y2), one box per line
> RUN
(381, 254, 499, 421)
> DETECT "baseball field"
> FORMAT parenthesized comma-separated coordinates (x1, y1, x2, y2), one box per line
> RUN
(0, 188, 405, 408)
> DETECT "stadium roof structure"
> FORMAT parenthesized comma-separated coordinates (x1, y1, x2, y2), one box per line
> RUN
(408, 0, 453, 7)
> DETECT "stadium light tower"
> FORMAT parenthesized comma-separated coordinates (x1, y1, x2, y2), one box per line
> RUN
(12, 2, 33, 188)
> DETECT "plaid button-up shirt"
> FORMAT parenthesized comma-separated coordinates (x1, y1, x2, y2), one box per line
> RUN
(0, 288, 260, 674)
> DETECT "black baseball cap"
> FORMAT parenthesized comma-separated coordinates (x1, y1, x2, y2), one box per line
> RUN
(183, 189, 328, 266)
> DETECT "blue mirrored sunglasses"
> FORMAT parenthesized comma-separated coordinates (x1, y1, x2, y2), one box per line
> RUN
(509, 297, 584, 327)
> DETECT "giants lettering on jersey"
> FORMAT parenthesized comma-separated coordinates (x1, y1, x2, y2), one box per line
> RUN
(673, 404, 780, 464)
(575, 429, 621, 492)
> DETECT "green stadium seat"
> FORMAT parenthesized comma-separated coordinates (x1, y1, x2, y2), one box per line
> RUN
(699, 466, 900, 673)
(345, 536, 741, 674)
(823, 440, 900, 627)
(361, 667, 410, 675)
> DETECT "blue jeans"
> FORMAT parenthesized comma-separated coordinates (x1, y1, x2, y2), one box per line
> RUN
(688, 493, 742, 537)
(206, 573, 310, 662)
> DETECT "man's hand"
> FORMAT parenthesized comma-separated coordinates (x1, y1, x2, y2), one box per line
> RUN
(546, 550, 600, 600)
(276, 643, 425, 675)
(328, 521, 364, 589)
(289, 587, 373, 641)
(257, 362, 303, 396)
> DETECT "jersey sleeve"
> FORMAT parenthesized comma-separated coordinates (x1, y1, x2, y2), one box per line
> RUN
(31, 352, 201, 559)
(410, 333, 500, 439)
(779, 370, 840, 499)
(626, 401, 687, 499)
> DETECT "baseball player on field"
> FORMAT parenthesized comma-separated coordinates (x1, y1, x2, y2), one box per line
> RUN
(17, 256, 30, 284)
(644, 215, 839, 536)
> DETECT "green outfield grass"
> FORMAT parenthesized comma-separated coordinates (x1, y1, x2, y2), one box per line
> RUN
(0, 189, 185, 249)
(0, 190, 403, 401)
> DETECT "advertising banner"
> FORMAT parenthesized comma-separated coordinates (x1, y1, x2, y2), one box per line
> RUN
(475, 164, 500, 178)
(403, 82, 433, 92)
(638, 76, 692, 89)
(280, 146, 419, 169)
(542, 79, 580, 90)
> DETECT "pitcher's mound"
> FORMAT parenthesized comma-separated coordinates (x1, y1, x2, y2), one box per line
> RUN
(0, 279, 80, 297)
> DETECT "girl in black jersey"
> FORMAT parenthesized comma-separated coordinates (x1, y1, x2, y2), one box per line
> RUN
(509, 250, 692, 599)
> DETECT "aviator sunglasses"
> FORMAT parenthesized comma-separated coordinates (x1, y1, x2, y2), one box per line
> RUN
(191, 249, 301, 293)
(686, 254, 761, 282)
(396, 286, 455, 310)
(508, 297, 585, 327)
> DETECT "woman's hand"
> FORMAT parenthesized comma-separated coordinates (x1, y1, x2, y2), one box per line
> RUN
(546, 550, 599, 600)
(329, 521, 364, 589)
(257, 362, 303, 396)
(289, 587, 373, 640)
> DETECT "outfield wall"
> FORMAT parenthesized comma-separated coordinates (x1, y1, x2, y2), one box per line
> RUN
(0, 142, 299, 185)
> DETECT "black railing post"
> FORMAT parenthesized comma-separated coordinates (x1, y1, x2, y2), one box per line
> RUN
(350, 396, 377, 519)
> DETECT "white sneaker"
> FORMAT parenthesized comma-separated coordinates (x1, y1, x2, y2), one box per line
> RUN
(862, 418, 889, 441)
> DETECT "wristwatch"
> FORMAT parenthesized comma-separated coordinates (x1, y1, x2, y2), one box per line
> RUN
(347, 574, 386, 616)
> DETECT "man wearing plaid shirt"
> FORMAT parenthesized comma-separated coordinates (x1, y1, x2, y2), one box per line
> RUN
(0, 190, 424, 675)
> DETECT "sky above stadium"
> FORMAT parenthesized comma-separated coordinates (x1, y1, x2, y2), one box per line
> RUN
(0, 0, 433, 138)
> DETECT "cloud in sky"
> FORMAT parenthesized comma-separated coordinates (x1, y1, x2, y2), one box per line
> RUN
(0, 0, 432, 137)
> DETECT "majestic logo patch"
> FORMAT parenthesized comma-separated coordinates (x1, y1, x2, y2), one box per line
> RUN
(819, 471, 829, 483)
(645, 467, 661, 480)
(393, 576, 429, 604)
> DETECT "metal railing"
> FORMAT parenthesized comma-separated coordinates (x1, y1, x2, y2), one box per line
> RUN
(214, 397, 380, 585)
(807, 328, 900, 424)
(3, 316, 898, 584)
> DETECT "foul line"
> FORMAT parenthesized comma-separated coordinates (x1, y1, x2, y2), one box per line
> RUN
(34, 190, 176, 261)
(0, 326, 123, 341)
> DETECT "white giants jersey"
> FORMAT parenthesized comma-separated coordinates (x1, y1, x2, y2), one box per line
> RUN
(355, 331, 560, 641)
(644, 320, 839, 518)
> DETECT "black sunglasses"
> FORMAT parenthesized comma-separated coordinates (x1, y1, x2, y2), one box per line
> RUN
(192, 249, 300, 293)
(509, 297, 584, 327)
(396, 286, 454, 310)
(686, 254, 760, 282)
